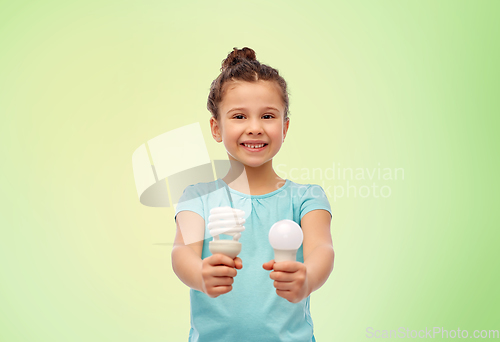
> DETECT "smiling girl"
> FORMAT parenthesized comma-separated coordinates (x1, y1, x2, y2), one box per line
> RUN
(172, 47, 334, 342)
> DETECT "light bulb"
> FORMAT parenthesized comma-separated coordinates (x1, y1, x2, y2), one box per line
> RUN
(207, 206, 245, 259)
(268, 219, 303, 262)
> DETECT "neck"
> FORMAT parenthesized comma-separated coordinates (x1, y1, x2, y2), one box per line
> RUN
(222, 160, 285, 195)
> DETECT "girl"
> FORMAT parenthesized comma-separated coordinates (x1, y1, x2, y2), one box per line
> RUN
(172, 47, 334, 342)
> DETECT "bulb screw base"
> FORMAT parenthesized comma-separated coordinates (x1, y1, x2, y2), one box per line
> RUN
(209, 240, 242, 259)
(273, 249, 297, 262)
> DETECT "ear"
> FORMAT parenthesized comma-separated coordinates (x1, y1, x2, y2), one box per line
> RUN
(282, 117, 290, 142)
(210, 117, 223, 143)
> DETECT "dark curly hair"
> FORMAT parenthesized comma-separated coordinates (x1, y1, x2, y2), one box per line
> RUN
(207, 47, 289, 121)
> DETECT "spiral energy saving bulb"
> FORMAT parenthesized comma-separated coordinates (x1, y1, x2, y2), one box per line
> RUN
(207, 207, 246, 259)
(268, 220, 304, 262)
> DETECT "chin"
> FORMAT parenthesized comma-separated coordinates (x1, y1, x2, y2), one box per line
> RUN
(244, 159, 272, 169)
(244, 163, 265, 169)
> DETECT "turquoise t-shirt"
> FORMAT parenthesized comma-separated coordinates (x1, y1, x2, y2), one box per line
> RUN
(174, 178, 332, 342)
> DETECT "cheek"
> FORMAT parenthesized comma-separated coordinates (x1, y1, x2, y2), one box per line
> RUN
(272, 126, 285, 139)
(222, 130, 239, 145)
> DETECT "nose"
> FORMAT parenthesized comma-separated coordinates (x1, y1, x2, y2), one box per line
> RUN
(246, 117, 263, 135)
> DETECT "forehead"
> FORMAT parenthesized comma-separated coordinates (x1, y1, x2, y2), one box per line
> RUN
(220, 80, 284, 112)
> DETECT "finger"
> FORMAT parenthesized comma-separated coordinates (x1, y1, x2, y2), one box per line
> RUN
(262, 260, 275, 270)
(276, 289, 292, 301)
(209, 253, 235, 267)
(214, 277, 234, 286)
(212, 266, 237, 278)
(274, 280, 294, 291)
(273, 261, 302, 272)
(269, 271, 295, 282)
(208, 285, 233, 297)
(234, 257, 243, 269)
(204, 275, 234, 288)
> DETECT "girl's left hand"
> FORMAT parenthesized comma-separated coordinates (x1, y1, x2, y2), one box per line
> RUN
(262, 260, 310, 303)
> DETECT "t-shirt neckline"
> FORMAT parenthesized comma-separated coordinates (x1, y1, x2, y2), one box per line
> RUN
(217, 178, 290, 199)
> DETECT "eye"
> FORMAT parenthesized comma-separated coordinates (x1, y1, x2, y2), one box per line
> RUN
(262, 114, 274, 119)
(233, 114, 245, 119)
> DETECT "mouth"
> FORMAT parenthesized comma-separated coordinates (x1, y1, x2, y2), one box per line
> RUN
(240, 143, 268, 152)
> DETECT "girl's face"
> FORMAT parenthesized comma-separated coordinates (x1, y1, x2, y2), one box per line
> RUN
(210, 80, 289, 169)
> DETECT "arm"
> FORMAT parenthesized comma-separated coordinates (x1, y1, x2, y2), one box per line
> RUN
(302, 209, 334, 295)
(171, 210, 205, 292)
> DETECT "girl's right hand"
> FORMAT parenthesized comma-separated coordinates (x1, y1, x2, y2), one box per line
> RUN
(201, 254, 243, 298)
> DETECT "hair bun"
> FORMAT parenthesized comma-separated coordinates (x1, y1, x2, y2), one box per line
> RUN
(221, 47, 256, 71)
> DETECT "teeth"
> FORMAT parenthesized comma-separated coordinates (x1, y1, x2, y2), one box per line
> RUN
(243, 143, 265, 148)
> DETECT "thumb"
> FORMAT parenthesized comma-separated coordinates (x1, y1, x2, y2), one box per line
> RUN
(262, 260, 275, 271)
(234, 257, 243, 269)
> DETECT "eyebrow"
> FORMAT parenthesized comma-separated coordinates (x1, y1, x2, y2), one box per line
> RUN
(226, 106, 280, 114)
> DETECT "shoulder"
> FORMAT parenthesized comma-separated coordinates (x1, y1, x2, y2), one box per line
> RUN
(175, 180, 222, 211)
(285, 180, 328, 199)
(175, 180, 221, 219)
(284, 180, 331, 219)
(180, 179, 221, 197)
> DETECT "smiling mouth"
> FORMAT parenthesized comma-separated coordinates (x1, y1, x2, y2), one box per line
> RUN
(241, 143, 268, 149)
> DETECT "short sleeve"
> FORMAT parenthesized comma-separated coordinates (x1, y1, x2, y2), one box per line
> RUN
(174, 184, 205, 222)
(299, 184, 332, 220)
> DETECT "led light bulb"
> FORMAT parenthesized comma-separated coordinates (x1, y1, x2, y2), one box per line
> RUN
(207, 206, 245, 259)
(268, 219, 303, 262)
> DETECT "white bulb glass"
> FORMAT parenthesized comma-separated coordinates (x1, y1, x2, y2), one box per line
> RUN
(268, 219, 303, 262)
(207, 206, 245, 258)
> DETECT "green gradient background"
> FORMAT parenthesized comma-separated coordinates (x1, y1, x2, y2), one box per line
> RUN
(1, 1, 499, 341)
